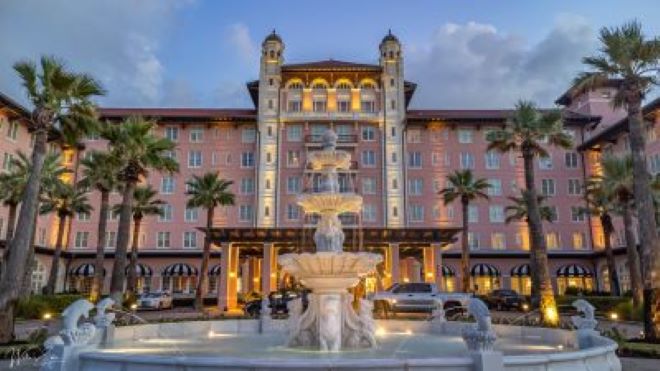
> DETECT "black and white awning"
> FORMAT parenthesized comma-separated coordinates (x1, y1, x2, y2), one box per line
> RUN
(510, 264, 531, 277)
(69, 263, 104, 277)
(556, 264, 592, 278)
(441, 265, 455, 277)
(162, 263, 198, 277)
(471, 263, 500, 277)
(125, 263, 153, 277)
(208, 264, 222, 276)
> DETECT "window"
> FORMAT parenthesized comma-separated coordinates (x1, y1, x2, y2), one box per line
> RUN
(77, 212, 90, 221)
(74, 232, 89, 248)
(163, 150, 176, 161)
(546, 232, 559, 249)
(241, 152, 255, 168)
(288, 100, 302, 112)
(447, 206, 455, 220)
(408, 179, 423, 195)
(240, 178, 255, 194)
(361, 126, 375, 141)
(362, 150, 376, 167)
(287, 150, 301, 167)
(105, 232, 116, 248)
(407, 129, 422, 143)
(548, 206, 558, 222)
(164, 127, 179, 141)
(242, 128, 256, 143)
(458, 129, 473, 143)
(362, 177, 376, 194)
(287, 125, 302, 141)
(6, 121, 18, 140)
(485, 151, 500, 169)
(565, 152, 579, 168)
(362, 204, 376, 222)
(487, 179, 502, 196)
(157, 232, 171, 248)
(3, 153, 14, 171)
(392, 178, 398, 190)
(390, 100, 396, 110)
(572, 232, 586, 249)
(541, 179, 555, 196)
(361, 100, 375, 113)
(239, 205, 253, 221)
(408, 152, 422, 168)
(286, 204, 300, 220)
(313, 100, 327, 112)
(409, 205, 424, 222)
(460, 152, 474, 169)
(468, 206, 479, 223)
(185, 207, 198, 222)
(571, 206, 585, 222)
(568, 179, 581, 195)
(491, 233, 506, 250)
(467, 232, 480, 250)
(538, 155, 553, 170)
(337, 100, 350, 112)
(287, 177, 301, 194)
(161, 177, 175, 194)
(189, 128, 203, 142)
(489, 205, 505, 223)
(159, 204, 172, 222)
(391, 152, 397, 163)
(183, 232, 197, 248)
(188, 151, 202, 168)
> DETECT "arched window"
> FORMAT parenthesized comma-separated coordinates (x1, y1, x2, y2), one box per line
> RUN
(312, 82, 327, 90)
(288, 81, 303, 90)
(269, 50, 275, 58)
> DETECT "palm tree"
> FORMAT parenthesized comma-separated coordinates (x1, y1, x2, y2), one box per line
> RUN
(0, 56, 103, 343)
(487, 100, 572, 326)
(40, 182, 92, 295)
(504, 191, 556, 224)
(598, 155, 644, 306)
(117, 186, 164, 295)
(101, 117, 178, 303)
(186, 173, 235, 310)
(79, 151, 120, 302)
(438, 169, 490, 293)
(582, 181, 621, 296)
(574, 20, 660, 339)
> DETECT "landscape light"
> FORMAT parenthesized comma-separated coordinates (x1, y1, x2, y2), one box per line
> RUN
(522, 303, 529, 311)
(609, 312, 618, 320)
(130, 303, 138, 310)
(42, 313, 52, 320)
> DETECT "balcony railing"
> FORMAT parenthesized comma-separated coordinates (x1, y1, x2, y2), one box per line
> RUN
(283, 111, 379, 121)
(305, 134, 358, 144)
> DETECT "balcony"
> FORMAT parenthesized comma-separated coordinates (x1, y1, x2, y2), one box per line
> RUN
(305, 134, 358, 147)
(283, 111, 379, 121)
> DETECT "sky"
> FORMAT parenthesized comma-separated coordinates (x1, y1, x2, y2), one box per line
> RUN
(1, 0, 659, 110)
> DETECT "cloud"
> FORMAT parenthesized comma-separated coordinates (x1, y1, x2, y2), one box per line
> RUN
(212, 81, 253, 108)
(226, 23, 257, 63)
(161, 79, 200, 107)
(0, 0, 192, 107)
(407, 15, 597, 108)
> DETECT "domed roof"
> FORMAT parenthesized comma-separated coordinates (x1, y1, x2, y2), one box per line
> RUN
(381, 29, 399, 44)
(264, 29, 282, 43)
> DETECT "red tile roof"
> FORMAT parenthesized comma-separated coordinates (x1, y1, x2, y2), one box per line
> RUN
(98, 108, 256, 122)
(406, 109, 600, 125)
(0, 92, 31, 118)
(282, 59, 381, 71)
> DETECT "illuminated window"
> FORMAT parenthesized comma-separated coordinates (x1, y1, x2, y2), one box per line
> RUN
(467, 232, 480, 250)
(546, 232, 559, 249)
(572, 232, 586, 249)
(287, 150, 300, 167)
(491, 233, 506, 249)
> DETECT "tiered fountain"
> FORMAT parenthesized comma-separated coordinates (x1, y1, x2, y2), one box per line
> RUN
(279, 129, 382, 351)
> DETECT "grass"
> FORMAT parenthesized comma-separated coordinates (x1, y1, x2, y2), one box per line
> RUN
(617, 341, 660, 358)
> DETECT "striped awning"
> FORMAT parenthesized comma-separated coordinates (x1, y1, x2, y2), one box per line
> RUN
(471, 263, 500, 277)
(441, 265, 455, 277)
(69, 263, 104, 277)
(510, 264, 531, 277)
(125, 263, 153, 277)
(162, 263, 198, 277)
(557, 264, 592, 277)
(208, 264, 222, 276)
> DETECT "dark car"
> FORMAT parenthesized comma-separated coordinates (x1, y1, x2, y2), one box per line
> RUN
(244, 290, 309, 317)
(485, 289, 526, 311)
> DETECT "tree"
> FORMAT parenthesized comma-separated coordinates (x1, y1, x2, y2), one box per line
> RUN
(487, 100, 572, 326)
(582, 181, 621, 296)
(438, 169, 490, 293)
(504, 191, 556, 224)
(79, 151, 120, 302)
(101, 117, 178, 304)
(597, 155, 644, 306)
(0, 56, 103, 343)
(186, 173, 235, 310)
(117, 186, 164, 295)
(40, 182, 92, 295)
(575, 20, 660, 339)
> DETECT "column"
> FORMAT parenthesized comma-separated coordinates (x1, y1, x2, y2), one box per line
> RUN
(384, 243, 400, 287)
(261, 243, 278, 294)
(423, 243, 444, 289)
(217, 243, 240, 312)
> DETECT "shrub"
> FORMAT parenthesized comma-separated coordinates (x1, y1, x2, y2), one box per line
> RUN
(15, 294, 84, 320)
(613, 300, 643, 321)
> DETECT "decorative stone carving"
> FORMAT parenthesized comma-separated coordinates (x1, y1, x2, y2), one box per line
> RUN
(94, 298, 116, 328)
(571, 299, 597, 330)
(462, 298, 496, 352)
(59, 299, 97, 345)
(431, 299, 446, 324)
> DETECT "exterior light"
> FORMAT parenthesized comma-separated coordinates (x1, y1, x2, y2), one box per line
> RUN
(544, 307, 558, 324)
(375, 327, 386, 336)
(522, 303, 529, 311)
(403, 277, 410, 283)
(229, 272, 237, 278)
(42, 313, 52, 320)
(253, 277, 259, 282)
(390, 299, 397, 304)
(426, 272, 433, 278)
(270, 273, 276, 278)
(609, 312, 618, 320)
(130, 303, 138, 310)
(557, 345, 564, 350)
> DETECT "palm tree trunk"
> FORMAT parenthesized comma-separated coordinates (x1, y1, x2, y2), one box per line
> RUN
(460, 199, 471, 292)
(622, 204, 643, 307)
(5, 204, 17, 242)
(601, 214, 620, 296)
(626, 95, 660, 341)
(110, 180, 136, 304)
(20, 210, 39, 298)
(44, 213, 67, 295)
(126, 217, 142, 294)
(195, 207, 215, 310)
(90, 190, 109, 302)
(522, 149, 558, 326)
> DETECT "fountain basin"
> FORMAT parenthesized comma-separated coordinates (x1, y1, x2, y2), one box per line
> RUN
(307, 151, 352, 170)
(296, 193, 363, 214)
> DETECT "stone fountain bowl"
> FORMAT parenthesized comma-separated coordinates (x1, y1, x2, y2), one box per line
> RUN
(279, 252, 382, 292)
(297, 193, 363, 214)
(307, 150, 352, 170)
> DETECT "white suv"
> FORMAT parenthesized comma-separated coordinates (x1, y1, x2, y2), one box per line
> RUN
(371, 283, 471, 313)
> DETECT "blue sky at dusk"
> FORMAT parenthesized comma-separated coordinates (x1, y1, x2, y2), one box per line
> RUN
(1, 0, 659, 109)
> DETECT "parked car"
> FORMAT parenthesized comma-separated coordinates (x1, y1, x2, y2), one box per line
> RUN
(371, 283, 471, 314)
(484, 289, 526, 311)
(138, 291, 173, 310)
(243, 289, 310, 317)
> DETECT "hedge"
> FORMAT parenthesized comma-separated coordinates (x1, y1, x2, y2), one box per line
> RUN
(15, 294, 84, 320)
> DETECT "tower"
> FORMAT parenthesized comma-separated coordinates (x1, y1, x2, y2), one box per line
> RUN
(257, 30, 284, 227)
(379, 30, 406, 228)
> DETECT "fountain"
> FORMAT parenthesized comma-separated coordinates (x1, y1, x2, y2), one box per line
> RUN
(279, 129, 382, 351)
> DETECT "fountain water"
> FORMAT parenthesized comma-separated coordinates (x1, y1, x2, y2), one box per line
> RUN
(279, 129, 382, 351)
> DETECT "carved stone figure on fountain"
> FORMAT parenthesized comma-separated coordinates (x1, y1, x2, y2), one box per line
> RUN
(314, 212, 345, 252)
(462, 298, 497, 352)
